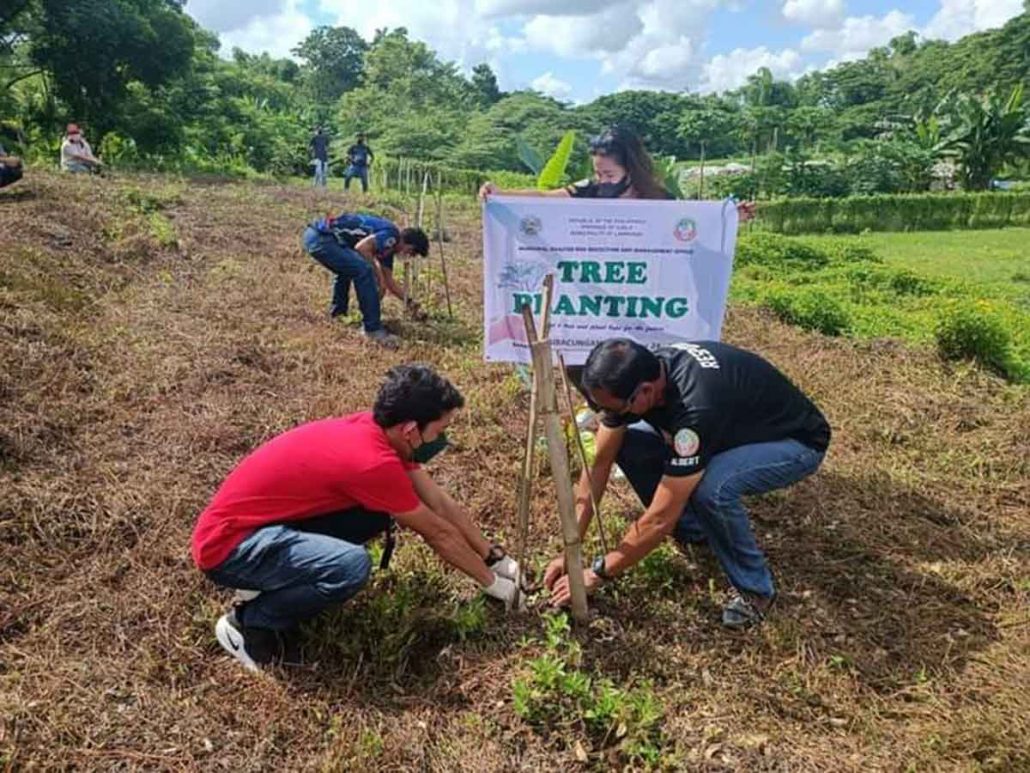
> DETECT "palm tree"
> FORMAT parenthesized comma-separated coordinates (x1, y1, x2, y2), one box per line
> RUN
(937, 84, 1030, 190)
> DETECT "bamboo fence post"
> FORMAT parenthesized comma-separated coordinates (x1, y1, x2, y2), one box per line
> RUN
(434, 174, 453, 317)
(519, 275, 588, 623)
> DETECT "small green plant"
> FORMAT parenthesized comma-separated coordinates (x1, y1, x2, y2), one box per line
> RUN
(512, 613, 667, 767)
(934, 300, 1015, 377)
(737, 233, 830, 271)
(762, 286, 851, 336)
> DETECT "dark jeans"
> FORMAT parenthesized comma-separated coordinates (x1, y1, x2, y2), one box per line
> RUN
(302, 226, 382, 331)
(206, 508, 391, 630)
(344, 165, 369, 192)
(617, 423, 826, 598)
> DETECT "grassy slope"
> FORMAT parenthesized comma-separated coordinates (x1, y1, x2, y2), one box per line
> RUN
(1, 172, 1028, 771)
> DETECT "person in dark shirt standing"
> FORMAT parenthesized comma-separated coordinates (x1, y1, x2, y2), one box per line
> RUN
(301, 211, 430, 347)
(344, 133, 374, 192)
(0, 142, 23, 189)
(545, 339, 831, 628)
(309, 126, 330, 187)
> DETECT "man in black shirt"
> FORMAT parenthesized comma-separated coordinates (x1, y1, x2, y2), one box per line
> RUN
(546, 339, 830, 627)
(344, 134, 374, 192)
(0, 142, 24, 188)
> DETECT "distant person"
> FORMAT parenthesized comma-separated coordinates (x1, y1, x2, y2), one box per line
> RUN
(60, 124, 102, 174)
(309, 125, 329, 187)
(545, 339, 830, 628)
(0, 142, 23, 188)
(344, 133, 374, 192)
(191, 364, 523, 670)
(302, 211, 430, 347)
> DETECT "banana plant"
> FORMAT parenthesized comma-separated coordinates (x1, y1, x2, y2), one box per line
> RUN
(517, 131, 577, 189)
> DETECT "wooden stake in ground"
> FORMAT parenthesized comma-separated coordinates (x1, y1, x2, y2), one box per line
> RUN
(557, 353, 609, 555)
(519, 276, 589, 623)
(434, 172, 454, 318)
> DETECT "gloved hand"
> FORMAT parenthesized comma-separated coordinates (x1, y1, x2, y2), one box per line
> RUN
(482, 573, 526, 611)
(485, 544, 524, 588)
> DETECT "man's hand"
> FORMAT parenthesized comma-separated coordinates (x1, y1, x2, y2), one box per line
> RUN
(482, 573, 526, 611)
(550, 569, 601, 608)
(543, 555, 566, 590)
(478, 181, 498, 201)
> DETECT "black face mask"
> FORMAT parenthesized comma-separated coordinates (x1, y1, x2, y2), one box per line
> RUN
(596, 176, 631, 198)
(412, 432, 449, 464)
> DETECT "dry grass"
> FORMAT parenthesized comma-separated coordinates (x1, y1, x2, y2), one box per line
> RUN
(1, 171, 1028, 771)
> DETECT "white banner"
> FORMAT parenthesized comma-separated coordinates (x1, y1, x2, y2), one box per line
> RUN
(482, 196, 739, 365)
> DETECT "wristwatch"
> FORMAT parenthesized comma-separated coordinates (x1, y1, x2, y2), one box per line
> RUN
(591, 555, 613, 582)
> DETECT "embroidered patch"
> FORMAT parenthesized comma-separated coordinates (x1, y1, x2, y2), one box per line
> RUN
(674, 428, 700, 457)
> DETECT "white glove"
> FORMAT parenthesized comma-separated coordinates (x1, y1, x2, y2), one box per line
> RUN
(491, 554, 521, 583)
(482, 573, 526, 611)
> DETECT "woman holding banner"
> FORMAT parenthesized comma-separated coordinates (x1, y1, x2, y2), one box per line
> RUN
(479, 125, 671, 202)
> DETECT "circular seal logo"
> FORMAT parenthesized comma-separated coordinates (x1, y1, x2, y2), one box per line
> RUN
(674, 428, 700, 457)
(673, 218, 697, 242)
(519, 215, 542, 236)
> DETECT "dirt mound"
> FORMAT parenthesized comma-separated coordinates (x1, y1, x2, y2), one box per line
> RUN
(1, 172, 1027, 770)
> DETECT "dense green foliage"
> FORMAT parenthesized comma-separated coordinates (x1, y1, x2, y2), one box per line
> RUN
(732, 232, 1030, 381)
(1, 4, 1028, 187)
(756, 192, 1030, 233)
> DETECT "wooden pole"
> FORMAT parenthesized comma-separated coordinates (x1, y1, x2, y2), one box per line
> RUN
(435, 173, 453, 318)
(557, 353, 609, 554)
(521, 275, 588, 623)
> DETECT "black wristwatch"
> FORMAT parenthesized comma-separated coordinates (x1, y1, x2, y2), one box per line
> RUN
(485, 544, 506, 566)
(591, 555, 613, 582)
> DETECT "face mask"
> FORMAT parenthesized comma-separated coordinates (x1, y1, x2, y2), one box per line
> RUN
(412, 432, 449, 464)
(596, 176, 631, 198)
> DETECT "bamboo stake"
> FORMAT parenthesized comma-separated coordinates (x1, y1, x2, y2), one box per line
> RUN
(557, 353, 609, 554)
(521, 282, 588, 623)
(435, 172, 453, 317)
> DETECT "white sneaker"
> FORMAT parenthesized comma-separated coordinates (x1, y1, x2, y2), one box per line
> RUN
(233, 589, 261, 602)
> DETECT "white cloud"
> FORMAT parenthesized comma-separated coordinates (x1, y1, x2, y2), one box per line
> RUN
(531, 71, 574, 99)
(923, 0, 1024, 41)
(214, 0, 313, 59)
(524, 2, 642, 56)
(781, 0, 844, 29)
(701, 46, 805, 93)
(801, 10, 916, 60)
(184, 0, 287, 33)
(476, 0, 624, 16)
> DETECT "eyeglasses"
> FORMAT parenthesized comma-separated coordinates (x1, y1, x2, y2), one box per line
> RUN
(587, 382, 644, 416)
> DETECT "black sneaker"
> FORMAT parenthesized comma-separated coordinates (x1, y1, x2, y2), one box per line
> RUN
(721, 590, 776, 629)
(214, 610, 280, 671)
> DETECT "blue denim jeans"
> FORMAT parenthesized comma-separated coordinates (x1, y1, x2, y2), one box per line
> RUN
(616, 423, 825, 598)
(312, 158, 328, 187)
(302, 226, 382, 331)
(344, 165, 369, 192)
(205, 508, 391, 630)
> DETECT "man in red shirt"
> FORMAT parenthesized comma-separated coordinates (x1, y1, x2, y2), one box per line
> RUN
(192, 365, 522, 670)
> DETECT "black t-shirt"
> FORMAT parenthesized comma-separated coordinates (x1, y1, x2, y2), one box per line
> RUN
(310, 134, 329, 161)
(600, 342, 831, 477)
(565, 178, 673, 199)
(348, 143, 372, 167)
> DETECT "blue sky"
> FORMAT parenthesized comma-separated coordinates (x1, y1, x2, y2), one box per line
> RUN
(183, 0, 1024, 103)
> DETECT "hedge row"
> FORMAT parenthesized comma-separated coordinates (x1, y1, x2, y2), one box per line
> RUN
(755, 192, 1030, 234)
(368, 157, 535, 197)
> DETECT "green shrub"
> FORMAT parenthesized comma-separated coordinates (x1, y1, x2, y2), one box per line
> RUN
(934, 300, 1015, 377)
(762, 286, 851, 336)
(736, 233, 830, 271)
(756, 192, 1030, 234)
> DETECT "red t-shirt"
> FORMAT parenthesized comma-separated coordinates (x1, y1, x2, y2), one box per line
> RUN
(191, 412, 421, 570)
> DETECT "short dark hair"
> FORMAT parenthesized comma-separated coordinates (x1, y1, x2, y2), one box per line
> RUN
(401, 227, 430, 257)
(373, 364, 464, 430)
(581, 339, 660, 400)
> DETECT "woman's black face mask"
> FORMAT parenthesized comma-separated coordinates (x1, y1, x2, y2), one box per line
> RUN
(595, 176, 632, 198)
(412, 432, 449, 464)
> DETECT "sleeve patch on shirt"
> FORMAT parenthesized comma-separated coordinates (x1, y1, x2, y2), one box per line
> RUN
(674, 428, 700, 457)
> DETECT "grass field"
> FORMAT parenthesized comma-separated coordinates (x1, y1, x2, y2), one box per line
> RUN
(806, 229, 1030, 305)
(1, 172, 1028, 770)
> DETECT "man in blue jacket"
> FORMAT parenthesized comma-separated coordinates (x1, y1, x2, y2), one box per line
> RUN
(302, 212, 429, 347)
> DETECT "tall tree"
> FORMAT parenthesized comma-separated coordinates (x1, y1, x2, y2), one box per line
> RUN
(292, 25, 367, 104)
(470, 63, 502, 107)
